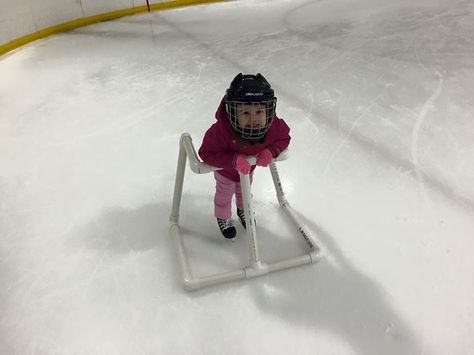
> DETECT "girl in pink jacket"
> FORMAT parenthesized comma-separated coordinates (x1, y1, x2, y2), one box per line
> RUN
(199, 73, 291, 240)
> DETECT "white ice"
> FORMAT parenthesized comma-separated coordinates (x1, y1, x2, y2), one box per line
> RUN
(1, 0, 474, 354)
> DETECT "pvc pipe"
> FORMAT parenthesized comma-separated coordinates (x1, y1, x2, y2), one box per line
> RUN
(169, 133, 321, 291)
(189, 269, 246, 290)
(269, 161, 320, 252)
(181, 134, 217, 174)
(169, 224, 194, 286)
(239, 172, 260, 264)
(245, 261, 269, 278)
(169, 136, 188, 224)
(180, 252, 321, 291)
(281, 204, 320, 252)
(269, 161, 287, 206)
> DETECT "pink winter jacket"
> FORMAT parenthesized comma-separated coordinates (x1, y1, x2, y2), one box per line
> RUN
(198, 97, 291, 182)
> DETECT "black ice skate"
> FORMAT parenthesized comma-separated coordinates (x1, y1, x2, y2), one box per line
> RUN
(237, 208, 256, 229)
(217, 218, 236, 240)
(237, 208, 246, 229)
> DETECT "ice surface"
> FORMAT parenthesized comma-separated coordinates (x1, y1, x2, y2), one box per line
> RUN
(1, 0, 473, 354)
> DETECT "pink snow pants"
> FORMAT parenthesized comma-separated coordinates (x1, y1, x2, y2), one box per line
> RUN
(214, 171, 254, 219)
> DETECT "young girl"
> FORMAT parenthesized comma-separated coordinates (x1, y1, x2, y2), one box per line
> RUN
(199, 73, 291, 239)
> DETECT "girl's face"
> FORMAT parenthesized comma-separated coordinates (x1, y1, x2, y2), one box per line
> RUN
(235, 103, 267, 129)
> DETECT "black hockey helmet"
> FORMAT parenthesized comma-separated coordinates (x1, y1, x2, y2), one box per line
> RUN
(225, 73, 277, 140)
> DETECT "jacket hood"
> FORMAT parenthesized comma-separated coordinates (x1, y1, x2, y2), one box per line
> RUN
(215, 96, 229, 123)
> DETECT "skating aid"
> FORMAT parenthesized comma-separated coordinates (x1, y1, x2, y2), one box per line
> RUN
(169, 132, 322, 291)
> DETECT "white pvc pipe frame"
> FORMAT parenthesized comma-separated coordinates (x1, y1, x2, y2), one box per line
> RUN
(169, 133, 322, 291)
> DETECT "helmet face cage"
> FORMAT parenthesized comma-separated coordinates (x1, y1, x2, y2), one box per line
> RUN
(226, 98, 277, 140)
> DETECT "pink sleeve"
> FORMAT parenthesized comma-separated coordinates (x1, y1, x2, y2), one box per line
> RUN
(266, 117, 291, 158)
(198, 123, 237, 169)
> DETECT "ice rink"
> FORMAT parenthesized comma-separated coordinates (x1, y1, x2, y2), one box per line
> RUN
(1, 0, 473, 354)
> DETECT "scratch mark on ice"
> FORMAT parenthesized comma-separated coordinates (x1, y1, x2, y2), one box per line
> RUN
(320, 94, 382, 178)
(410, 71, 443, 189)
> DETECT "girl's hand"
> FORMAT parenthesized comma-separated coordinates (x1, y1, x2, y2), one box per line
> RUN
(235, 154, 251, 174)
(256, 149, 273, 167)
